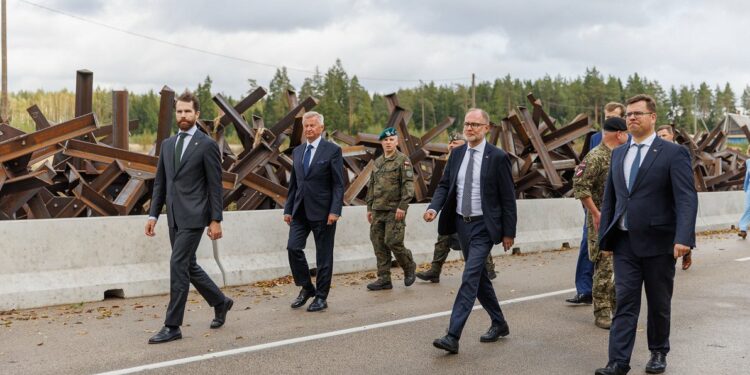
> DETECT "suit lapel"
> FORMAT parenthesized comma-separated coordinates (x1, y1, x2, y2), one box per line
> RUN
(630, 137, 663, 193)
(451, 144, 468, 189)
(175, 130, 202, 176)
(166, 136, 177, 178)
(614, 145, 628, 193)
(479, 144, 492, 195)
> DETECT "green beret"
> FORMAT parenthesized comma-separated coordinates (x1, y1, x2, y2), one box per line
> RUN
(379, 127, 398, 140)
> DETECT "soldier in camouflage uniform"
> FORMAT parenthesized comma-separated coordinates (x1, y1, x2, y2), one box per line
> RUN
(572, 117, 629, 329)
(416, 133, 496, 283)
(365, 127, 417, 290)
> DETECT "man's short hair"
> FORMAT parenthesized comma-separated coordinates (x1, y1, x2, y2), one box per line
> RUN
(466, 108, 490, 124)
(626, 94, 657, 113)
(657, 125, 674, 134)
(176, 90, 200, 112)
(604, 102, 625, 115)
(302, 111, 325, 125)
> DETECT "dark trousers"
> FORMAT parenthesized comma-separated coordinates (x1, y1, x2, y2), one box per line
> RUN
(574, 219, 594, 295)
(165, 226, 225, 327)
(447, 215, 506, 339)
(287, 206, 336, 300)
(609, 229, 676, 365)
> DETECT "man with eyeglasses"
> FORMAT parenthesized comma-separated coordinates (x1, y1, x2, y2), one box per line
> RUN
(425, 108, 517, 354)
(595, 95, 697, 375)
(567, 102, 625, 306)
(416, 132, 497, 283)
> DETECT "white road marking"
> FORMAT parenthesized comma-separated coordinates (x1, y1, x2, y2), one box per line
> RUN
(96, 288, 576, 375)
(735, 256, 750, 262)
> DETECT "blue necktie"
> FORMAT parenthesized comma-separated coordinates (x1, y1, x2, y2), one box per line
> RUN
(303, 144, 313, 176)
(624, 144, 645, 229)
(627, 144, 645, 192)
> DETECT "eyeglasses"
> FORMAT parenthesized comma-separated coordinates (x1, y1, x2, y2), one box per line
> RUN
(463, 121, 488, 128)
(624, 111, 654, 118)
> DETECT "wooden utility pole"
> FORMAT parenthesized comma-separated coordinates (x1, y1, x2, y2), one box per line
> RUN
(1, 0, 8, 124)
(471, 73, 476, 108)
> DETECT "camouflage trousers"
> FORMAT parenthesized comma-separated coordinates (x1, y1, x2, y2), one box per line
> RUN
(593, 253, 616, 318)
(431, 234, 495, 273)
(370, 210, 415, 281)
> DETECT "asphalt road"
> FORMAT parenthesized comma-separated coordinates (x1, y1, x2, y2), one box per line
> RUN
(1, 230, 748, 375)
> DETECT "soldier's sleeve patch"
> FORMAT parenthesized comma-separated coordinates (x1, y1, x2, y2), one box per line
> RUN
(574, 161, 586, 177)
(404, 160, 411, 167)
(406, 170, 413, 178)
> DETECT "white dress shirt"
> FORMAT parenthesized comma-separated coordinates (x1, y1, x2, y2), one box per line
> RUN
(304, 136, 323, 168)
(455, 139, 485, 217)
(618, 132, 657, 230)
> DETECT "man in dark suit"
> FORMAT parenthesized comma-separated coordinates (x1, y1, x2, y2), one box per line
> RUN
(144, 91, 233, 344)
(595, 95, 697, 375)
(284, 111, 344, 312)
(425, 108, 517, 354)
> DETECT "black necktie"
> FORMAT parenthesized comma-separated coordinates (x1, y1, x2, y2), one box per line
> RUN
(175, 132, 188, 167)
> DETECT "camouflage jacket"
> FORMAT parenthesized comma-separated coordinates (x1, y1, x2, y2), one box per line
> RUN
(366, 151, 414, 212)
(573, 143, 612, 209)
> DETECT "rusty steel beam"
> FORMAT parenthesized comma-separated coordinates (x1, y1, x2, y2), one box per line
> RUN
(155, 86, 175, 156)
(26, 105, 52, 130)
(112, 90, 130, 150)
(113, 178, 147, 215)
(218, 87, 267, 127)
(0, 113, 98, 163)
(517, 106, 564, 188)
(343, 160, 374, 205)
(240, 172, 287, 206)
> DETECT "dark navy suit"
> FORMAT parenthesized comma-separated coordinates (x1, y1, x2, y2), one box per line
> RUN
(284, 138, 344, 300)
(599, 135, 697, 366)
(429, 141, 517, 339)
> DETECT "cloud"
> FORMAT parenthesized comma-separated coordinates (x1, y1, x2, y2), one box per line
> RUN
(7, 0, 750, 103)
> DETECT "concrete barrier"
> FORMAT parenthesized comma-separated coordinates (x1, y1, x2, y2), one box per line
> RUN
(0, 216, 222, 311)
(696, 191, 745, 231)
(2, 192, 745, 310)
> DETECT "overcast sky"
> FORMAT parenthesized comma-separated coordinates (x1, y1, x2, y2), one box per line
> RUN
(8, 0, 750, 100)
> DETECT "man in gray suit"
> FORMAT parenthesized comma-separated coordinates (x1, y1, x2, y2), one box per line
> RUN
(145, 91, 233, 344)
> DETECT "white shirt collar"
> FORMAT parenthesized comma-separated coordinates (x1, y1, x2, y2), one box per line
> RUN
(307, 136, 322, 149)
(179, 124, 198, 137)
(467, 138, 486, 154)
(629, 132, 656, 148)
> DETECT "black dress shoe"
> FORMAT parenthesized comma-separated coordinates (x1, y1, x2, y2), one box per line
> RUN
(404, 262, 416, 287)
(645, 352, 667, 374)
(480, 321, 510, 342)
(433, 334, 459, 354)
(291, 288, 316, 309)
(148, 326, 182, 344)
(307, 297, 327, 312)
(594, 362, 630, 375)
(566, 293, 593, 304)
(210, 298, 233, 329)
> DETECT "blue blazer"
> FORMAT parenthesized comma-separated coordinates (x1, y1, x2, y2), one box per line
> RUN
(428, 142, 517, 245)
(284, 138, 345, 222)
(599, 136, 698, 257)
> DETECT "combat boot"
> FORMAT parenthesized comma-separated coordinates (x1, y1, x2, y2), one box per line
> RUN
(416, 267, 441, 283)
(595, 312, 612, 330)
(367, 278, 393, 291)
(404, 262, 416, 287)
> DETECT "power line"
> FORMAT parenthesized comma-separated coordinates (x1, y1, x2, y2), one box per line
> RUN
(18, 0, 471, 84)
